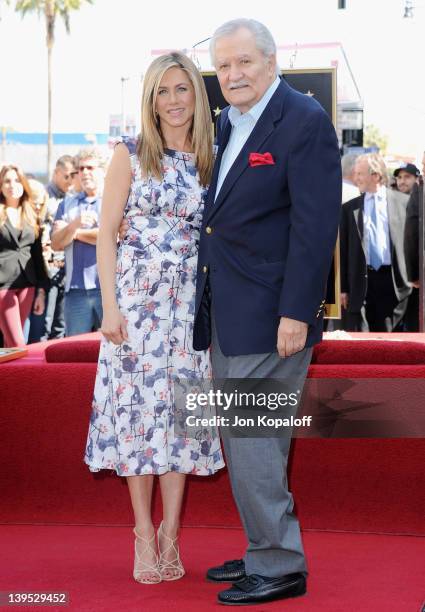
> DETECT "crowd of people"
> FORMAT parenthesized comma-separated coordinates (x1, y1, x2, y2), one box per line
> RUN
(0, 147, 423, 348)
(338, 151, 424, 333)
(0, 150, 106, 347)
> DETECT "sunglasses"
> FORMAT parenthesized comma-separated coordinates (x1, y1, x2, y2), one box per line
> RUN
(79, 165, 97, 172)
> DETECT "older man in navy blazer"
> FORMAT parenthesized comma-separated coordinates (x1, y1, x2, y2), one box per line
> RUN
(194, 19, 341, 606)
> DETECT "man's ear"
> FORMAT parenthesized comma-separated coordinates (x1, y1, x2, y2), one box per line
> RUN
(268, 54, 277, 76)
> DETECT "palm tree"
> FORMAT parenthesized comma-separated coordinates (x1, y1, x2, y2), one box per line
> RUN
(12, 0, 93, 175)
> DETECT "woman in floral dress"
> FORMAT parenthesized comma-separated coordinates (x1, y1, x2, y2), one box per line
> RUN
(84, 53, 224, 584)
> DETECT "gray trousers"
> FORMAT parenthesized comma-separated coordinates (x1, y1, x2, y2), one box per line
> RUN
(210, 317, 312, 578)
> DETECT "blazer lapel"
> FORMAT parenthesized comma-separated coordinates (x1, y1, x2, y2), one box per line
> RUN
(4, 218, 20, 247)
(353, 194, 366, 255)
(204, 117, 232, 212)
(386, 188, 399, 249)
(205, 79, 288, 223)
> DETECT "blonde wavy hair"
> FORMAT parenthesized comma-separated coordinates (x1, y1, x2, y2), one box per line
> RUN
(136, 52, 214, 187)
(28, 178, 49, 222)
(0, 165, 41, 237)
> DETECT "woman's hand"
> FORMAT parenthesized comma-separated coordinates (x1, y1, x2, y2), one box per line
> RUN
(101, 306, 129, 345)
(118, 217, 129, 241)
(33, 290, 46, 315)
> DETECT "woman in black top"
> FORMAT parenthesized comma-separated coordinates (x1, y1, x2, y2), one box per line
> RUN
(0, 165, 49, 347)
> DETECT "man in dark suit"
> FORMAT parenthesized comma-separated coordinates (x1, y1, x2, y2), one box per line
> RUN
(340, 153, 411, 331)
(403, 152, 425, 331)
(193, 19, 341, 605)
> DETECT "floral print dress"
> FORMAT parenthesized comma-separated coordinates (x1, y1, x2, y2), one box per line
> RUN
(84, 138, 224, 476)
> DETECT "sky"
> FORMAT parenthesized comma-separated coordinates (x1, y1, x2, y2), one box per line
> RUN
(0, 0, 424, 159)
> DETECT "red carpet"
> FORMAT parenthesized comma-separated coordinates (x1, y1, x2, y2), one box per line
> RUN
(1, 526, 424, 612)
(1, 437, 424, 535)
(1, 334, 425, 610)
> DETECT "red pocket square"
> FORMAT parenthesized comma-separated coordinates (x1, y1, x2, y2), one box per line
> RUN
(249, 152, 275, 167)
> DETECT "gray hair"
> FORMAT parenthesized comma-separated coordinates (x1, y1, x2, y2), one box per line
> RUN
(76, 147, 106, 169)
(356, 153, 388, 186)
(210, 18, 280, 76)
(341, 153, 359, 179)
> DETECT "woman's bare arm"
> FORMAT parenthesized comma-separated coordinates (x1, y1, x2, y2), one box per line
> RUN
(97, 143, 132, 313)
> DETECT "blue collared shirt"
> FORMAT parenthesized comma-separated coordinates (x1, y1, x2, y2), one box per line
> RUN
(215, 76, 281, 199)
(364, 185, 391, 266)
(55, 192, 101, 292)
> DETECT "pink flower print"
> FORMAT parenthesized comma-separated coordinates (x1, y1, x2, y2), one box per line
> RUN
(143, 280, 150, 290)
(100, 424, 109, 434)
(168, 288, 175, 297)
(143, 363, 152, 372)
(145, 448, 154, 458)
(147, 302, 156, 312)
(125, 434, 134, 443)
(116, 383, 126, 398)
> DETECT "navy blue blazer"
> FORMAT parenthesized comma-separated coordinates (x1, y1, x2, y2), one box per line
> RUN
(193, 78, 342, 356)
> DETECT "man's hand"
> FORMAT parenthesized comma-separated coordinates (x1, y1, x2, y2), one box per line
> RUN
(411, 281, 420, 289)
(101, 306, 129, 345)
(80, 211, 98, 228)
(118, 217, 129, 241)
(341, 293, 349, 309)
(277, 317, 308, 358)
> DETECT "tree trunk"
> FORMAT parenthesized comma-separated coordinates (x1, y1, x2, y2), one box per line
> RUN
(47, 41, 53, 178)
(45, 3, 55, 179)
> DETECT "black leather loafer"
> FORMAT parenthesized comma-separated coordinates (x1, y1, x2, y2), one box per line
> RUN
(217, 572, 306, 605)
(206, 559, 246, 583)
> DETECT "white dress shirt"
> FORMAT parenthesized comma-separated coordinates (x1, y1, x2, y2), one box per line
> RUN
(364, 184, 391, 266)
(215, 76, 281, 200)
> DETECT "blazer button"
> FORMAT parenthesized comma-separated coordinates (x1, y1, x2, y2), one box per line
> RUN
(206, 226, 212, 235)
(202, 265, 208, 273)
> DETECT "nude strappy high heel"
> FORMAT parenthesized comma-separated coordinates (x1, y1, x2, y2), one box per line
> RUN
(157, 521, 185, 581)
(133, 528, 162, 584)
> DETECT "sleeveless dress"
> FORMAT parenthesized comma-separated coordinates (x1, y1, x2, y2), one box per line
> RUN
(84, 138, 224, 476)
